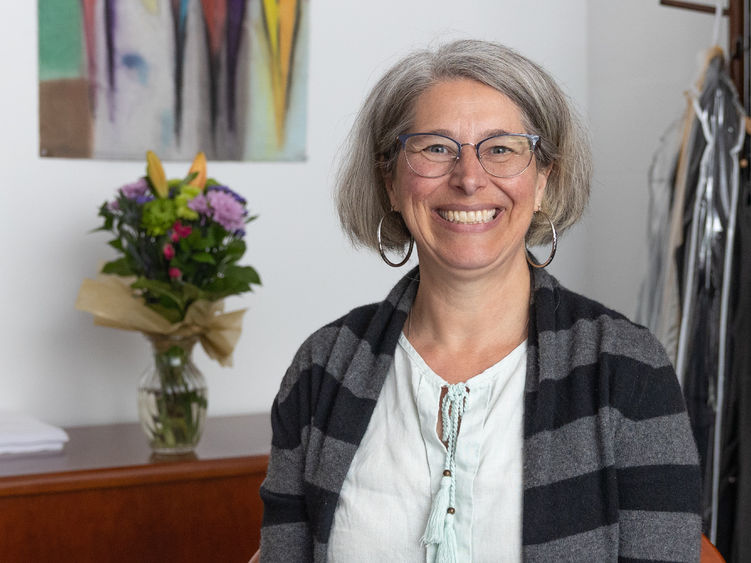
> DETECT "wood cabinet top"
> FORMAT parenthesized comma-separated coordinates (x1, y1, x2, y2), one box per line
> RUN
(0, 414, 271, 497)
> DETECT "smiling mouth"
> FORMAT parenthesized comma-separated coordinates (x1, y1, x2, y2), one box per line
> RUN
(438, 209, 499, 224)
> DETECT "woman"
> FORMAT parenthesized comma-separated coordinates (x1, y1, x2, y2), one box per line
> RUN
(258, 40, 701, 562)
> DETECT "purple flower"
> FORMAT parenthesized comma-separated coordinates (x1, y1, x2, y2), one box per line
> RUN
(107, 200, 120, 211)
(135, 194, 154, 205)
(206, 190, 246, 232)
(207, 185, 246, 205)
(188, 194, 210, 215)
(120, 178, 149, 199)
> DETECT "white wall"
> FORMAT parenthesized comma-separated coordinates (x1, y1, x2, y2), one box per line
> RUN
(0, 1, 721, 428)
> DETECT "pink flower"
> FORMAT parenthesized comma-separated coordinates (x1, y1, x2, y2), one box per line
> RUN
(120, 178, 149, 199)
(188, 194, 210, 215)
(168, 267, 182, 280)
(171, 221, 192, 241)
(206, 191, 246, 232)
(163, 243, 175, 260)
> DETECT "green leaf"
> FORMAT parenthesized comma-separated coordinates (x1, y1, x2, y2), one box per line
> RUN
(191, 252, 216, 264)
(181, 282, 206, 301)
(179, 237, 194, 253)
(208, 223, 227, 245)
(145, 302, 183, 324)
(224, 240, 246, 262)
(227, 265, 262, 286)
(102, 258, 135, 276)
(108, 239, 124, 252)
(131, 278, 185, 310)
(200, 229, 216, 249)
(202, 265, 261, 299)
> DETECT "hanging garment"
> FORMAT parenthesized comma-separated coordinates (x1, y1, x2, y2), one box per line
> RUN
(640, 47, 727, 367)
(673, 52, 746, 543)
(637, 116, 684, 360)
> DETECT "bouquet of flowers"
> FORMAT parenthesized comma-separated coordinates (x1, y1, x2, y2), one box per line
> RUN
(98, 150, 260, 324)
(76, 151, 261, 453)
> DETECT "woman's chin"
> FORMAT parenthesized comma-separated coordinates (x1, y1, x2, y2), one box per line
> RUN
(422, 248, 526, 278)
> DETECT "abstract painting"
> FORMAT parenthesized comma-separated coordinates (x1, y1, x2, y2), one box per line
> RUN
(38, 0, 308, 161)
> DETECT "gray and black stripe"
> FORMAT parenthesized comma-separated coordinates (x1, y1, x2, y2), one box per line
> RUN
(261, 267, 701, 562)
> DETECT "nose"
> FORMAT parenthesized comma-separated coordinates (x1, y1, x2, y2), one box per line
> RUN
(449, 143, 486, 194)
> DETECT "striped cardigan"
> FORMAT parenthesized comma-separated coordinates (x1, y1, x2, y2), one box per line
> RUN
(260, 267, 702, 562)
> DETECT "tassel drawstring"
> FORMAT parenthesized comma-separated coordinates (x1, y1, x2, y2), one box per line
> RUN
(436, 513, 458, 563)
(422, 383, 468, 561)
(422, 472, 451, 543)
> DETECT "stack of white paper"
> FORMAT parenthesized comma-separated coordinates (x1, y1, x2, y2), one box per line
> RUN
(0, 411, 69, 455)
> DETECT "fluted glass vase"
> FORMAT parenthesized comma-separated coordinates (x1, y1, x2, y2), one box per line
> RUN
(137, 335, 208, 455)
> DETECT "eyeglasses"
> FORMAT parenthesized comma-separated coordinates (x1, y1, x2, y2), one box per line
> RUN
(396, 132, 540, 178)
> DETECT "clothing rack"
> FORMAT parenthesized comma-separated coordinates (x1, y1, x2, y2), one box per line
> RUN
(659, 0, 747, 101)
(657, 2, 751, 562)
(660, 1, 729, 15)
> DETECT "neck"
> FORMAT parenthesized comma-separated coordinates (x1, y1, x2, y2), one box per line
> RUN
(406, 253, 532, 377)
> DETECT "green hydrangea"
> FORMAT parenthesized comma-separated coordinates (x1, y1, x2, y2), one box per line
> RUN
(175, 185, 200, 220)
(141, 199, 176, 235)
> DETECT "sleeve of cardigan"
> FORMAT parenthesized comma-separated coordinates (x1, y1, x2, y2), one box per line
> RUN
(613, 353, 703, 563)
(259, 346, 315, 563)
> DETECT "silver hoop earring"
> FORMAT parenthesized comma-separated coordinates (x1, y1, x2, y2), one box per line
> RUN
(377, 211, 414, 267)
(526, 209, 557, 268)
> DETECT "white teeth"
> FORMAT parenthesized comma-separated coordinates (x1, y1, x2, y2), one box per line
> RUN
(439, 209, 497, 224)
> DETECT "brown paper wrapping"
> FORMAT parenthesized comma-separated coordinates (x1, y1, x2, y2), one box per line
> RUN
(75, 274, 246, 366)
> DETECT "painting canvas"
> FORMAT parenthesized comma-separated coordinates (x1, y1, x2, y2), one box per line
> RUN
(38, 0, 308, 161)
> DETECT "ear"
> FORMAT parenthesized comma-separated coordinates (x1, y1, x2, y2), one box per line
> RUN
(534, 165, 551, 209)
(381, 159, 399, 210)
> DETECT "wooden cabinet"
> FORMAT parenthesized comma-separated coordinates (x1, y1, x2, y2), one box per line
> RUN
(0, 414, 271, 563)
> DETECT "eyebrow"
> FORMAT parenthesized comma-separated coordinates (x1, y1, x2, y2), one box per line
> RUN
(423, 128, 520, 139)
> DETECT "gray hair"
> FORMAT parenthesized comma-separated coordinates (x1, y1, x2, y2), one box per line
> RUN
(335, 39, 592, 250)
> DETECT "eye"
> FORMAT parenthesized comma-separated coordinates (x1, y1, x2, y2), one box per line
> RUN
(481, 136, 527, 159)
(424, 143, 452, 155)
(486, 141, 524, 155)
(404, 134, 458, 160)
(488, 144, 512, 155)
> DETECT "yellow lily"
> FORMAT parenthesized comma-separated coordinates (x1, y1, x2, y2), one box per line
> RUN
(188, 152, 207, 189)
(146, 150, 169, 198)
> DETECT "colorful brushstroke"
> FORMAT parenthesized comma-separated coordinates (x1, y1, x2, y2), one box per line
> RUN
(199, 0, 227, 143)
(170, 0, 190, 142)
(38, 0, 92, 157)
(80, 0, 98, 113)
(39, 0, 84, 81)
(140, 0, 159, 13)
(104, 0, 116, 120)
(261, 0, 301, 147)
(226, 0, 248, 132)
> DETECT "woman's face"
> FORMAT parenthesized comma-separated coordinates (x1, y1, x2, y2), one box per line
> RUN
(386, 79, 549, 278)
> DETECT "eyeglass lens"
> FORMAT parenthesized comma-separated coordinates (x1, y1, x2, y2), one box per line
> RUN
(403, 134, 534, 178)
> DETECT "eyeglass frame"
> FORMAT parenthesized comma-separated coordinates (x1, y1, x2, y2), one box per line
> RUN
(396, 132, 541, 179)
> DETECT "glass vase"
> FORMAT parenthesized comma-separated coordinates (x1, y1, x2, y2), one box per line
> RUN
(137, 334, 208, 455)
